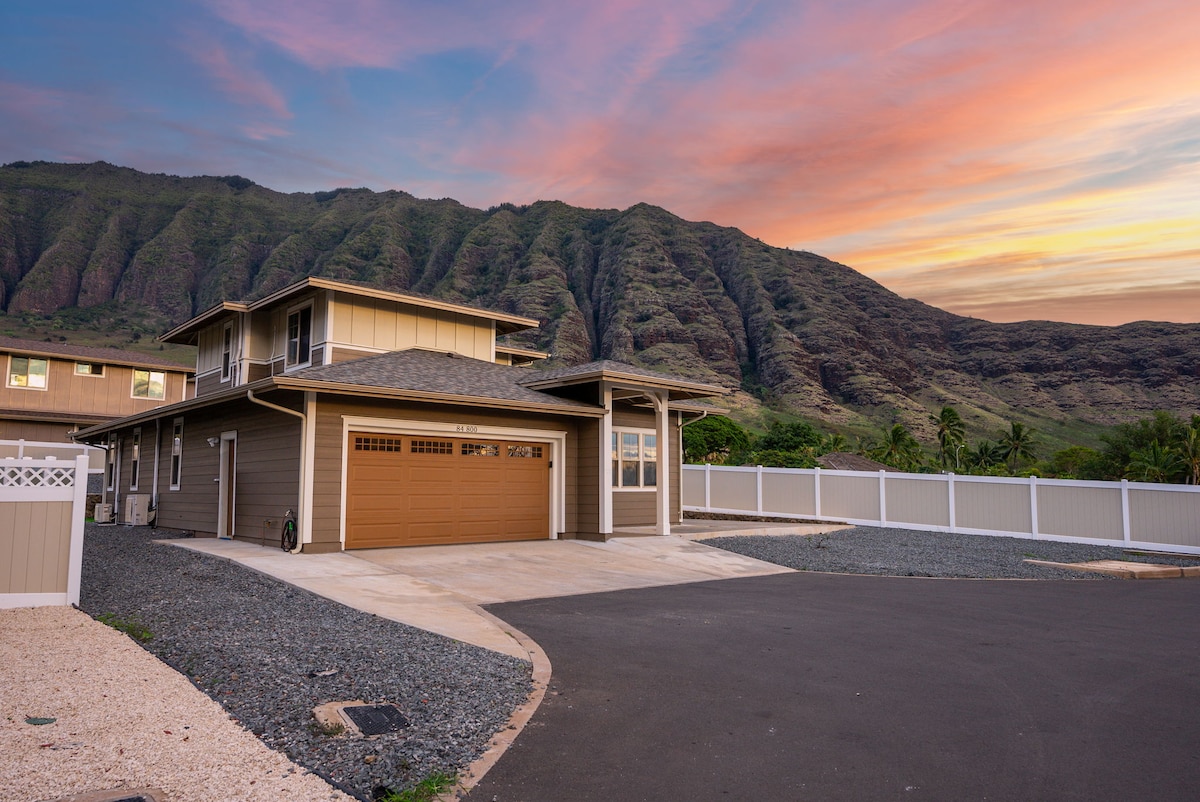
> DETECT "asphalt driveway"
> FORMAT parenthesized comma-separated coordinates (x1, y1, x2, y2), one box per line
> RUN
(469, 572, 1199, 801)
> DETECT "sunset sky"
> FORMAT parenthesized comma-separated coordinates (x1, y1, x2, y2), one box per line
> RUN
(1, 0, 1197, 325)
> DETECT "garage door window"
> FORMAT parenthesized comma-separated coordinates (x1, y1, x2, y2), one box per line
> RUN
(412, 439, 453, 454)
(509, 444, 543, 458)
(355, 436, 403, 452)
(462, 442, 500, 456)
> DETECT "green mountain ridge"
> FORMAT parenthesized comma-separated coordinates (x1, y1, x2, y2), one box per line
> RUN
(2, 160, 1197, 448)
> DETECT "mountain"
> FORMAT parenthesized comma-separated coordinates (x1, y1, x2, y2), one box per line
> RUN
(2, 160, 1197, 446)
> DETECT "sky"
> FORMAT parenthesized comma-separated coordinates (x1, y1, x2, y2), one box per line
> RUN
(1, 1, 1197, 326)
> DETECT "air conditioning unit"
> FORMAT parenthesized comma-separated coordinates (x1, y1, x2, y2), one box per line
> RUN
(124, 494, 152, 526)
(94, 503, 113, 523)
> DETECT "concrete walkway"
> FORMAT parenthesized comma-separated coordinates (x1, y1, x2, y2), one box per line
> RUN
(171, 526, 812, 660)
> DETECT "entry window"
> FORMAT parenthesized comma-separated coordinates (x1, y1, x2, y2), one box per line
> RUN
(411, 439, 453, 454)
(612, 431, 658, 488)
(170, 418, 184, 490)
(129, 428, 141, 491)
(132, 369, 166, 399)
(8, 356, 48, 389)
(221, 321, 233, 381)
(75, 362, 104, 376)
(286, 305, 313, 367)
(462, 442, 500, 456)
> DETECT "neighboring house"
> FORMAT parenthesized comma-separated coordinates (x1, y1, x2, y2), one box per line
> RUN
(817, 452, 891, 472)
(0, 336, 191, 443)
(75, 277, 723, 549)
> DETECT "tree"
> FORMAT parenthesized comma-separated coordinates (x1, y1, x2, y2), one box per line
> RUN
(1049, 445, 1105, 479)
(1098, 411, 1180, 480)
(868, 424, 924, 471)
(820, 432, 848, 455)
(682, 416, 750, 463)
(998, 422, 1038, 472)
(1174, 418, 1200, 485)
(1126, 441, 1185, 483)
(931, 406, 966, 469)
(756, 421, 823, 453)
(967, 439, 1004, 472)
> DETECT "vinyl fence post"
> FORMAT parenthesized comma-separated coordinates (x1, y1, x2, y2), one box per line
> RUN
(756, 465, 763, 515)
(1029, 475, 1039, 539)
(704, 463, 711, 512)
(66, 454, 89, 607)
(813, 467, 822, 519)
(879, 470, 887, 527)
(947, 473, 956, 532)
(1121, 479, 1132, 545)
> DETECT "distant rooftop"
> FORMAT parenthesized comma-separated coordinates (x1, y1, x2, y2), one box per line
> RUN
(0, 335, 191, 370)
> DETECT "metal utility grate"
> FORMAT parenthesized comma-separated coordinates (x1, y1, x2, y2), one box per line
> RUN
(343, 704, 410, 736)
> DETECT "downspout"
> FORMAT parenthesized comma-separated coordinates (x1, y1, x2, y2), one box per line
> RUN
(247, 389, 307, 553)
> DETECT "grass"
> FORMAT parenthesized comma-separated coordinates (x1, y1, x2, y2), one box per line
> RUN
(94, 612, 153, 642)
(376, 772, 457, 802)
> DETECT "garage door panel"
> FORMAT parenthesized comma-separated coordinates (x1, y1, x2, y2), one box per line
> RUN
(346, 433, 550, 548)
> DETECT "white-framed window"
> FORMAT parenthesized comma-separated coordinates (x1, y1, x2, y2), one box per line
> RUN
(220, 321, 233, 381)
(132, 369, 166, 400)
(105, 433, 118, 492)
(7, 355, 48, 390)
(129, 428, 141, 491)
(169, 418, 184, 490)
(612, 430, 658, 488)
(286, 304, 313, 368)
(75, 362, 104, 376)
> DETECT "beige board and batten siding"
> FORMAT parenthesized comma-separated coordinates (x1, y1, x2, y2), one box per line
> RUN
(0, 420, 80, 442)
(150, 399, 301, 540)
(0, 357, 186, 420)
(328, 293, 494, 362)
(311, 397, 582, 551)
(0, 501, 72, 596)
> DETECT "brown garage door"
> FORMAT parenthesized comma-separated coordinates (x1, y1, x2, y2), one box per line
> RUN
(345, 432, 551, 549)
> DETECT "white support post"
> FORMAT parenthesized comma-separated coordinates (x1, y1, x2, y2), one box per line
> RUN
(1121, 479, 1131, 545)
(1029, 476, 1039, 538)
(704, 463, 711, 511)
(756, 465, 763, 515)
(66, 454, 89, 606)
(600, 383, 613, 537)
(947, 473, 956, 532)
(813, 467, 821, 518)
(878, 470, 887, 527)
(655, 390, 670, 536)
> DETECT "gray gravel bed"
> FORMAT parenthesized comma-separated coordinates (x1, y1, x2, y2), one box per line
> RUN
(704, 526, 1199, 579)
(80, 524, 532, 801)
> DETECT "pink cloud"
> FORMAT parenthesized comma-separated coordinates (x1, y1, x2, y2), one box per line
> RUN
(183, 35, 292, 129)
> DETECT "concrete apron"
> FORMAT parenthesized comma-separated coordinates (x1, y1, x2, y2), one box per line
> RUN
(167, 531, 808, 661)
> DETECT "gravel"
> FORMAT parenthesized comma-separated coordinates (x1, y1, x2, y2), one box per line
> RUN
(703, 525, 1200, 579)
(80, 524, 533, 801)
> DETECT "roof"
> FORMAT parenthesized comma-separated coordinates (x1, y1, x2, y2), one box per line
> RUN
(817, 452, 891, 472)
(285, 349, 602, 414)
(160, 276, 540, 343)
(520, 359, 726, 399)
(0, 336, 191, 371)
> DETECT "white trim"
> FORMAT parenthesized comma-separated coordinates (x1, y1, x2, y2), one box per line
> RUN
(301, 392, 316, 547)
(655, 390, 670, 536)
(216, 430, 237, 539)
(600, 383, 613, 535)
(220, 320, 234, 381)
(0, 592, 69, 609)
(66, 453, 87, 604)
(284, 301, 315, 371)
(339, 415, 568, 547)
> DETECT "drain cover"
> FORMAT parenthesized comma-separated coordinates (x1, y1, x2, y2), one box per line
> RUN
(342, 704, 410, 736)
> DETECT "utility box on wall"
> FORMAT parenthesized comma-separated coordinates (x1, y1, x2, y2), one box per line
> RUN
(93, 503, 113, 523)
(124, 494, 151, 526)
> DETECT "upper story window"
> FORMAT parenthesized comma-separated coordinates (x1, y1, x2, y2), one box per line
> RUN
(612, 430, 658, 489)
(75, 362, 105, 376)
(132, 369, 166, 400)
(286, 305, 313, 368)
(221, 321, 234, 381)
(7, 355, 48, 390)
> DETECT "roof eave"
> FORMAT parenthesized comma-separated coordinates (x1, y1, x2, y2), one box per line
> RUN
(522, 371, 727, 398)
(159, 302, 250, 344)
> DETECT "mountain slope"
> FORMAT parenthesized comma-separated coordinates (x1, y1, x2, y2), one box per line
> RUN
(2, 160, 1197, 444)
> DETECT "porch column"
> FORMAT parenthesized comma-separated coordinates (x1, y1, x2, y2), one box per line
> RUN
(655, 389, 671, 536)
(600, 382, 613, 537)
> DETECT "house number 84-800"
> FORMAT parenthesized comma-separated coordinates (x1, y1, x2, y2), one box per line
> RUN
(455, 424, 479, 433)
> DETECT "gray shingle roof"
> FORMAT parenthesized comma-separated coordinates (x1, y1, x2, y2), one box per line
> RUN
(288, 349, 602, 412)
(0, 335, 191, 369)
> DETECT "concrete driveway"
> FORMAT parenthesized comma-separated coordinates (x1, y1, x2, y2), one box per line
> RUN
(467, 572, 1200, 801)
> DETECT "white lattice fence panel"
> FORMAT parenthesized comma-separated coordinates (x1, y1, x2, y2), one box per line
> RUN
(1, 465, 76, 488)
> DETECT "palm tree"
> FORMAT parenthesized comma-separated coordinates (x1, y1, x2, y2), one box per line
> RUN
(931, 406, 966, 470)
(1127, 441, 1185, 483)
(998, 422, 1038, 472)
(820, 432, 848, 455)
(869, 424, 924, 471)
(1174, 422, 1200, 485)
(968, 439, 1003, 471)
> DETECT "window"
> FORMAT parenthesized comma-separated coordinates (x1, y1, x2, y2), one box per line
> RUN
(8, 355, 48, 389)
(612, 431, 658, 488)
(508, 444, 543, 459)
(462, 442, 500, 456)
(286, 305, 313, 367)
(75, 362, 104, 376)
(411, 439, 453, 454)
(220, 321, 233, 381)
(129, 428, 141, 491)
(170, 418, 184, 490)
(354, 436, 403, 452)
(106, 433, 117, 492)
(132, 369, 166, 399)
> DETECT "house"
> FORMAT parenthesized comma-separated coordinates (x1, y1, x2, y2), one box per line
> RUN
(0, 336, 191, 443)
(74, 277, 724, 549)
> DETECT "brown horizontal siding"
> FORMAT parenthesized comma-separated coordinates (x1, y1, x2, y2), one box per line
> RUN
(613, 491, 656, 526)
(574, 418, 600, 537)
(0, 356, 187, 418)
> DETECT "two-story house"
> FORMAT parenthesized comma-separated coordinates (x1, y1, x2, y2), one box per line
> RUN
(1, 334, 191, 449)
(75, 277, 723, 550)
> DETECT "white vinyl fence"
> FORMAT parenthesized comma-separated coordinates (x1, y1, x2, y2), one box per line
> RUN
(0, 438, 104, 474)
(0, 455, 90, 608)
(683, 464, 1200, 555)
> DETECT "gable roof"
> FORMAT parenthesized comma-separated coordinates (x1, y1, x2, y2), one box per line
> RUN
(519, 359, 726, 399)
(0, 335, 191, 371)
(161, 276, 540, 343)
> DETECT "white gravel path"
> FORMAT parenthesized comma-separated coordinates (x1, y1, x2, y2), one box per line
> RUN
(0, 605, 353, 802)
